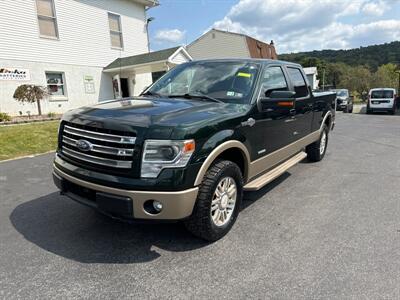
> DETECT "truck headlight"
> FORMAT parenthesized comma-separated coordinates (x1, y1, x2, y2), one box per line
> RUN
(141, 139, 195, 178)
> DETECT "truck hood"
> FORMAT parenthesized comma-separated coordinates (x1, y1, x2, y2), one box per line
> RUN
(62, 97, 250, 139)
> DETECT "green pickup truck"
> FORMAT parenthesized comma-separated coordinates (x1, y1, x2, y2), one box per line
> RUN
(53, 59, 336, 241)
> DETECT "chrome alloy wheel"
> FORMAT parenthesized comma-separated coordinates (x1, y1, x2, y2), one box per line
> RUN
(211, 176, 237, 227)
(320, 131, 327, 155)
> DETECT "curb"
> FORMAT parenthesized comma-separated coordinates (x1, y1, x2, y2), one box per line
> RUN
(0, 117, 61, 126)
(0, 150, 56, 164)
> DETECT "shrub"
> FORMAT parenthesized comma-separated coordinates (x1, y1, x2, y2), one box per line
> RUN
(0, 112, 12, 122)
(48, 112, 56, 118)
(13, 85, 48, 116)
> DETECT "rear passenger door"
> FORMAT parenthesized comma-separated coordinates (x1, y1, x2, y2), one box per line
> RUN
(285, 67, 314, 139)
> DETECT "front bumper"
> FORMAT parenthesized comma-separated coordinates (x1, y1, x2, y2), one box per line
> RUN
(53, 165, 198, 220)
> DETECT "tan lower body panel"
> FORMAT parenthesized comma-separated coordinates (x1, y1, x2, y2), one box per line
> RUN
(244, 151, 307, 191)
(248, 130, 320, 180)
(53, 165, 199, 220)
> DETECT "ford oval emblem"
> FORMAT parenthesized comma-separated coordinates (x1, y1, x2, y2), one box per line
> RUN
(76, 139, 93, 152)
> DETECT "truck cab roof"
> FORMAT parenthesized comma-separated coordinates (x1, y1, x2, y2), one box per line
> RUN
(191, 58, 302, 68)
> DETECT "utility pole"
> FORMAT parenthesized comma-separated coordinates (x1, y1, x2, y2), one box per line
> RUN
(396, 70, 400, 109)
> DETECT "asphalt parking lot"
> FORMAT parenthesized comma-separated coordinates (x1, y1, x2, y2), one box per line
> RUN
(1, 112, 399, 299)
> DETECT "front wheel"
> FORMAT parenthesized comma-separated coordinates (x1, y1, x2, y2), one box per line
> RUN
(306, 124, 329, 162)
(184, 160, 243, 241)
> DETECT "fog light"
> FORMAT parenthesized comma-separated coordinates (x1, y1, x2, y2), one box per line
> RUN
(153, 200, 163, 212)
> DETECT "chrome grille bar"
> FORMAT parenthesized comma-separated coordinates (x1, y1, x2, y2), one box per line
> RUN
(63, 125, 136, 144)
(62, 147, 132, 168)
(62, 136, 134, 157)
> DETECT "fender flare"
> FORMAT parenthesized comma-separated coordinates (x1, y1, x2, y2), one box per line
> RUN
(194, 140, 251, 186)
(320, 111, 333, 132)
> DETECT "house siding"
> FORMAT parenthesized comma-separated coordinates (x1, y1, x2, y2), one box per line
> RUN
(0, 58, 114, 116)
(0, 0, 149, 67)
(0, 0, 150, 116)
(187, 30, 250, 60)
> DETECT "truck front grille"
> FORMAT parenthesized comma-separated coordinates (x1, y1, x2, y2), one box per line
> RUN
(61, 123, 136, 169)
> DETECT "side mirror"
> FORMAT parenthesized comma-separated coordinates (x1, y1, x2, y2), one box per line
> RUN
(258, 90, 296, 112)
(260, 90, 296, 103)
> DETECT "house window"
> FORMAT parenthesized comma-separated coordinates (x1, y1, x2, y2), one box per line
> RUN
(36, 0, 59, 38)
(108, 13, 123, 49)
(46, 72, 66, 97)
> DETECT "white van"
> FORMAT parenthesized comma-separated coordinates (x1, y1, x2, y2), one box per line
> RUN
(367, 88, 397, 115)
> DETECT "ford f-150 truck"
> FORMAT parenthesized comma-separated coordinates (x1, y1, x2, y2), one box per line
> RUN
(53, 59, 336, 241)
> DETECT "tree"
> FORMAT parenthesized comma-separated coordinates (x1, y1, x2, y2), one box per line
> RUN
(372, 63, 398, 88)
(13, 85, 48, 116)
(339, 66, 372, 101)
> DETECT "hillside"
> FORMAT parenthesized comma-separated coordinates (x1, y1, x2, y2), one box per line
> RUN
(279, 41, 400, 70)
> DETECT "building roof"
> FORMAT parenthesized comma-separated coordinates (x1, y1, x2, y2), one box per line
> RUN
(131, 0, 159, 7)
(104, 47, 181, 70)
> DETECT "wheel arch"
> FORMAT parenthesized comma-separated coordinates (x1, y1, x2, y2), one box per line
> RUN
(321, 111, 333, 131)
(194, 141, 251, 186)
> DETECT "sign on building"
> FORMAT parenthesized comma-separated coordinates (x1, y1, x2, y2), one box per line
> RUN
(84, 75, 95, 94)
(0, 68, 30, 81)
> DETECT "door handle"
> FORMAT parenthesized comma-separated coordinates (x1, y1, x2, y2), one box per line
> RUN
(289, 109, 296, 115)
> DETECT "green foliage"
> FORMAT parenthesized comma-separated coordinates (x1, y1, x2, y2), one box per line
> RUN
(13, 84, 48, 116)
(47, 112, 57, 118)
(0, 112, 12, 122)
(279, 41, 400, 71)
(372, 63, 398, 88)
(279, 41, 400, 98)
(339, 66, 373, 100)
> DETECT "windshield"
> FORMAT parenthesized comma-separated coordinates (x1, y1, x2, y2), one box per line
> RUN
(146, 61, 260, 104)
(337, 90, 348, 97)
(371, 90, 394, 99)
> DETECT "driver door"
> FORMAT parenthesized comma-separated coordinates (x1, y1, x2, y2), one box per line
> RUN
(251, 65, 296, 158)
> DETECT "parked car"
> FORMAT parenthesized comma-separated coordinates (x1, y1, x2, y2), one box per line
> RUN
(332, 89, 353, 113)
(53, 59, 336, 241)
(367, 88, 397, 114)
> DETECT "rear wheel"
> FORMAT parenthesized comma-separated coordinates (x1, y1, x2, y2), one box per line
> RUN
(306, 124, 329, 162)
(184, 160, 243, 241)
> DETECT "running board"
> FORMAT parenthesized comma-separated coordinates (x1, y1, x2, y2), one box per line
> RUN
(244, 151, 307, 191)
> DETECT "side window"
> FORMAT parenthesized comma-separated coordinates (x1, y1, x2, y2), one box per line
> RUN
(287, 67, 309, 98)
(261, 66, 288, 96)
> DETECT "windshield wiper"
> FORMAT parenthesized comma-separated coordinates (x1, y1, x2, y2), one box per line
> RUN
(140, 91, 162, 98)
(168, 93, 224, 104)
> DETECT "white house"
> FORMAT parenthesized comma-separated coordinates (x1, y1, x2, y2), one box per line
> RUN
(303, 67, 319, 90)
(0, 0, 158, 116)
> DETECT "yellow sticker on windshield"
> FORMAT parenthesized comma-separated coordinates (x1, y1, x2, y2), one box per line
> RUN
(237, 72, 252, 78)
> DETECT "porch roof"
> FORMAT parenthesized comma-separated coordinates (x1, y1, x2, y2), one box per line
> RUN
(104, 47, 183, 72)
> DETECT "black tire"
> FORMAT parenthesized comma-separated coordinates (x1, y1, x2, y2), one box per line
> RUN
(366, 109, 372, 114)
(349, 106, 353, 113)
(184, 160, 243, 242)
(389, 109, 395, 115)
(306, 124, 329, 162)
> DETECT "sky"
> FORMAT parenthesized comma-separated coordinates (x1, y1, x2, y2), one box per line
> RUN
(147, 0, 400, 54)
